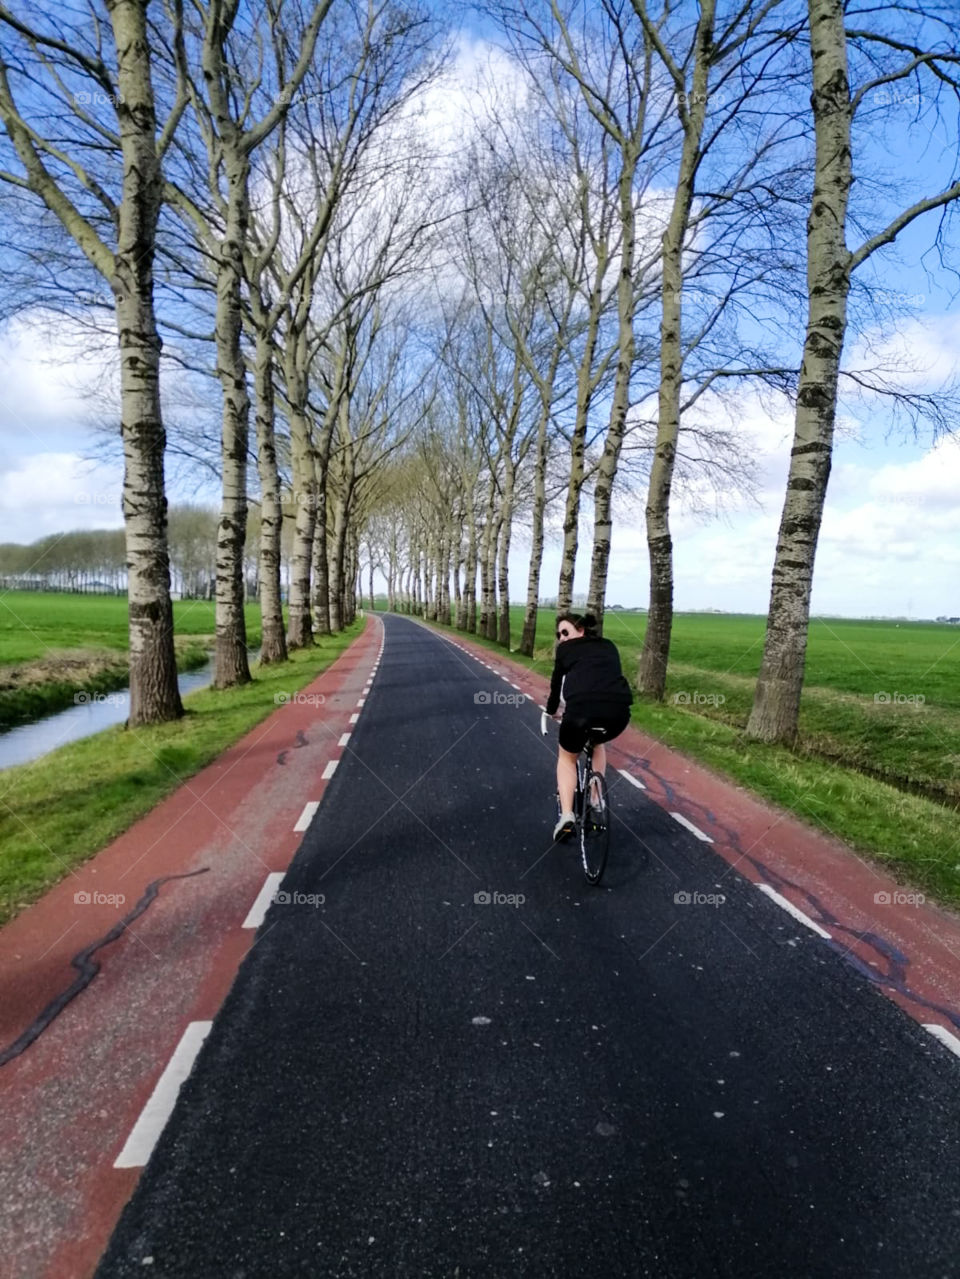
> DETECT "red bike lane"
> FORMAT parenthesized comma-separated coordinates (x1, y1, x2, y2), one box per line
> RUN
(0, 615, 383, 1279)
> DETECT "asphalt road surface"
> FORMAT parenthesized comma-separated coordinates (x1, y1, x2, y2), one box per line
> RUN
(96, 614, 960, 1278)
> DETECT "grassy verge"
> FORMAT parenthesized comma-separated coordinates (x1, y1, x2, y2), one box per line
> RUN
(0, 624, 360, 925)
(401, 608, 960, 911)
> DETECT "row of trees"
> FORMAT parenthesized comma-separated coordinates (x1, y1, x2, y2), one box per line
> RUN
(0, 0, 957, 742)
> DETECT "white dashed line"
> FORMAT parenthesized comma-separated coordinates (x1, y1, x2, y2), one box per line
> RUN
(242, 872, 285, 929)
(670, 812, 713, 843)
(114, 1022, 213, 1167)
(357, 698, 365, 706)
(349, 713, 359, 724)
(757, 885, 831, 939)
(322, 759, 338, 780)
(617, 768, 646, 790)
(924, 1024, 960, 1059)
(294, 801, 320, 832)
(338, 733, 351, 747)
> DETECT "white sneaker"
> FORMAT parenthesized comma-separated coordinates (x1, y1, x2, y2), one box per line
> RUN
(553, 812, 576, 841)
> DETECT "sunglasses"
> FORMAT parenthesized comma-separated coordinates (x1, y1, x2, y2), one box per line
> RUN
(556, 627, 575, 640)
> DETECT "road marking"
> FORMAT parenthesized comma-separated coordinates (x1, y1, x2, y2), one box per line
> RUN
(242, 872, 285, 929)
(670, 812, 713, 843)
(114, 1022, 213, 1168)
(338, 733, 351, 747)
(349, 713, 359, 724)
(357, 698, 365, 706)
(924, 1024, 960, 1059)
(322, 759, 338, 780)
(510, 682, 521, 689)
(294, 801, 320, 832)
(757, 885, 831, 939)
(617, 768, 646, 790)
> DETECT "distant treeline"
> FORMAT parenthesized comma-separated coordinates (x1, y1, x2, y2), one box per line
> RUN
(0, 506, 272, 600)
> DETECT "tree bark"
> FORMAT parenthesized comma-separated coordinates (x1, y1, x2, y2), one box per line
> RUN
(746, 0, 852, 743)
(285, 330, 315, 648)
(587, 151, 638, 630)
(111, 0, 183, 723)
(252, 328, 287, 663)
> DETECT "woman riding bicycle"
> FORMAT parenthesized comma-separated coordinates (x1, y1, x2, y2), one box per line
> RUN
(546, 612, 633, 841)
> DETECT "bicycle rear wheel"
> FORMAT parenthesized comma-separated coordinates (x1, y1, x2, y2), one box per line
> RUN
(580, 769, 609, 884)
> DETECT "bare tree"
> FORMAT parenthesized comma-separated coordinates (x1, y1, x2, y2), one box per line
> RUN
(747, 0, 960, 743)
(166, 0, 332, 687)
(0, 0, 188, 723)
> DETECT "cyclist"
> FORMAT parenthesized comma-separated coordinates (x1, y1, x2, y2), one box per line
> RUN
(546, 612, 633, 841)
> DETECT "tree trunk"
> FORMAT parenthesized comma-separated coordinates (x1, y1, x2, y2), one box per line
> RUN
(520, 393, 552, 656)
(638, 2, 715, 699)
(285, 332, 314, 648)
(746, 0, 852, 744)
(110, 0, 183, 725)
(496, 457, 515, 647)
(586, 151, 638, 632)
(213, 169, 252, 688)
(463, 500, 478, 632)
(252, 329, 287, 664)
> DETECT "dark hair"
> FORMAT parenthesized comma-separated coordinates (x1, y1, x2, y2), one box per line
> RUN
(555, 611, 600, 639)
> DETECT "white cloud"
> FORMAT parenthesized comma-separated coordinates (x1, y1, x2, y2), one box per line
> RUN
(0, 453, 124, 543)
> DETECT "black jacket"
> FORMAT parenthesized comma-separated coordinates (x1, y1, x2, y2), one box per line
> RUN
(546, 636, 633, 716)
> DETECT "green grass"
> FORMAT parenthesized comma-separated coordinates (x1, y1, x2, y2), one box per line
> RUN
(0, 592, 262, 729)
(0, 625, 359, 924)
(384, 602, 960, 909)
(0, 591, 267, 661)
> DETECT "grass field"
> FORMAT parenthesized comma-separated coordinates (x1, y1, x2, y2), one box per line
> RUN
(0, 623, 361, 925)
(0, 593, 263, 729)
(381, 602, 960, 909)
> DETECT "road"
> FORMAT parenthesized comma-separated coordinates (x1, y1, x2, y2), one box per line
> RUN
(96, 613, 960, 1278)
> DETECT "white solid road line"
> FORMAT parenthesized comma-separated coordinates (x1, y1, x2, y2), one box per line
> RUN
(617, 768, 646, 790)
(294, 801, 320, 832)
(338, 733, 351, 747)
(114, 1021, 213, 1168)
(670, 812, 714, 843)
(242, 872, 285, 929)
(349, 712, 359, 724)
(757, 884, 832, 939)
(322, 759, 338, 780)
(924, 1024, 960, 1059)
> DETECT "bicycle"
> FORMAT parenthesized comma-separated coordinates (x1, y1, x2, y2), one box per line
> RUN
(541, 711, 611, 885)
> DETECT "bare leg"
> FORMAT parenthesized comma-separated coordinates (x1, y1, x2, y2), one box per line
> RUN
(557, 747, 578, 815)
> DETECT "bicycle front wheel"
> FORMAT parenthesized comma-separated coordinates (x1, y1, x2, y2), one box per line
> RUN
(580, 769, 610, 884)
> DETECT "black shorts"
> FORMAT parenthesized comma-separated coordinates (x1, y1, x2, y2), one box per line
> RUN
(558, 707, 631, 754)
